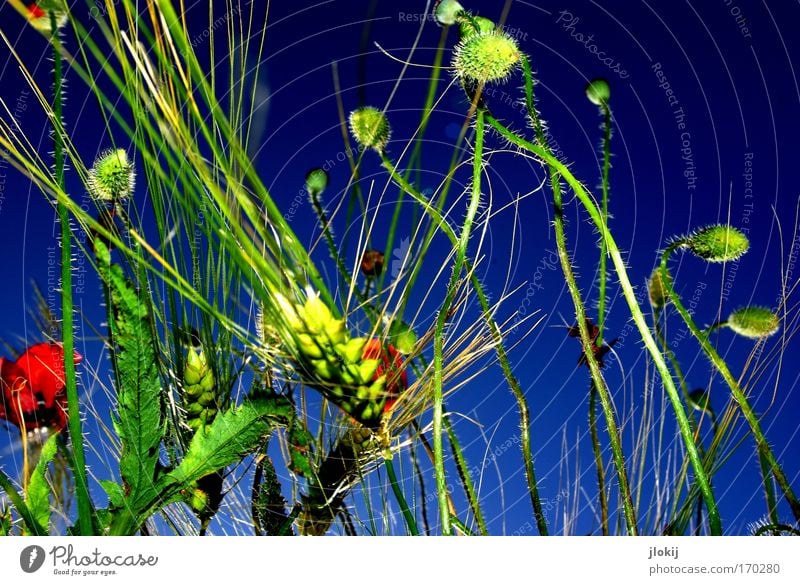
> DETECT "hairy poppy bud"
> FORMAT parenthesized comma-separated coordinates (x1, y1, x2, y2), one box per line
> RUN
(684, 225, 749, 263)
(726, 306, 779, 339)
(349, 107, 391, 152)
(453, 30, 521, 84)
(88, 148, 135, 203)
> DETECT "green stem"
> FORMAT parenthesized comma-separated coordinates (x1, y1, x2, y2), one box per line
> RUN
(444, 413, 488, 535)
(437, 108, 485, 535)
(759, 451, 780, 527)
(51, 17, 94, 536)
(661, 244, 800, 524)
(519, 58, 636, 534)
(588, 381, 609, 535)
(379, 151, 548, 535)
(597, 104, 612, 345)
(384, 457, 419, 535)
(487, 113, 720, 534)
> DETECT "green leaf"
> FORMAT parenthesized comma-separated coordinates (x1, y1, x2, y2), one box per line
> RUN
(25, 434, 59, 534)
(164, 396, 295, 489)
(99, 480, 125, 509)
(252, 454, 290, 536)
(96, 241, 164, 502)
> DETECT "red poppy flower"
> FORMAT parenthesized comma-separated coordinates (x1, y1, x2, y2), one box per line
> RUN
(361, 339, 407, 413)
(0, 343, 82, 433)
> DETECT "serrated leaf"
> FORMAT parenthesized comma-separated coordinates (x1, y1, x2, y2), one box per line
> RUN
(96, 241, 163, 502)
(252, 455, 289, 536)
(163, 397, 295, 490)
(25, 434, 59, 534)
(99, 480, 125, 509)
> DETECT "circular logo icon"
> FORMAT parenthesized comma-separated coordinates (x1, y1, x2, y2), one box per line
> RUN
(20, 545, 46, 573)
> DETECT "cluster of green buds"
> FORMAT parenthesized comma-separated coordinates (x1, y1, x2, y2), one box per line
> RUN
(276, 289, 406, 427)
(183, 344, 218, 432)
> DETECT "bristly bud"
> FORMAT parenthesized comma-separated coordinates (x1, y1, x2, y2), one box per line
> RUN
(349, 107, 391, 152)
(684, 225, 750, 262)
(453, 30, 521, 85)
(434, 0, 466, 26)
(648, 268, 671, 310)
(360, 250, 385, 277)
(586, 78, 611, 106)
(305, 168, 329, 196)
(726, 306, 780, 339)
(87, 148, 135, 203)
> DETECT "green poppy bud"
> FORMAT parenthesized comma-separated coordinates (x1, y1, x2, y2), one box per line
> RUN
(585, 78, 611, 106)
(305, 168, 329, 196)
(434, 0, 465, 26)
(726, 306, 780, 339)
(87, 148, 135, 202)
(648, 268, 671, 310)
(685, 225, 750, 263)
(349, 107, 391, 152)
(453, 30, 521, 84)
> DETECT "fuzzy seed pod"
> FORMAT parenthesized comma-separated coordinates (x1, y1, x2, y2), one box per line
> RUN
(586, 78, 611, 106)
(453, 30, 521, 85)
(685, 225, 750, 263)
(726, 306, 780, 339)
(87, 148, 135, 203)
(349, 107, 391, 152)
(434, 0, 466, 26)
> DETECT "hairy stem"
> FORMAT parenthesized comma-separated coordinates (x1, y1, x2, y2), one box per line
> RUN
(661, 244, 800, 524)
(51, 19, 93, 536)
(487, 113, 720, 534)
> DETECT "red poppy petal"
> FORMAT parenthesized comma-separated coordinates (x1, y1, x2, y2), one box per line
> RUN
(14, 343, 81, 407)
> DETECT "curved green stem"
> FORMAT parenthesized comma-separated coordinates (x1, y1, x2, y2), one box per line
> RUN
(519, 57, 636, 534)
(487, 113, 720, 534)
(661, 244, 800, 524)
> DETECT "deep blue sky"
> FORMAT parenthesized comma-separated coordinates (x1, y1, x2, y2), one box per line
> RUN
(1, 1, 799, 535)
